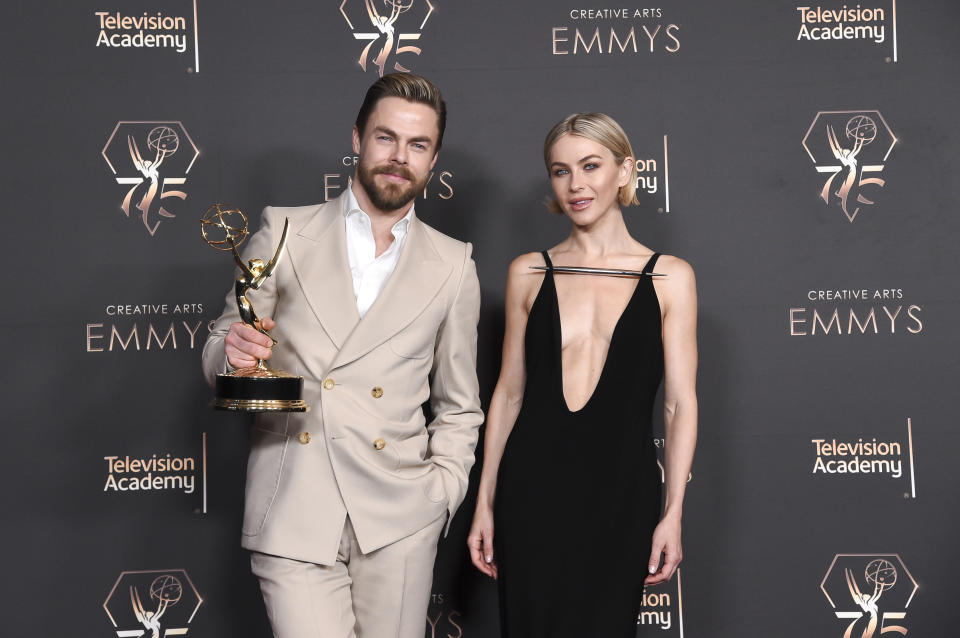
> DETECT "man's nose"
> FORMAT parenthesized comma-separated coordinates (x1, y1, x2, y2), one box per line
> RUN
(390, 144, 408, 164)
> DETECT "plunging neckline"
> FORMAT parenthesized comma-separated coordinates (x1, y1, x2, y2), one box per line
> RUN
(548, 259, 649, 414)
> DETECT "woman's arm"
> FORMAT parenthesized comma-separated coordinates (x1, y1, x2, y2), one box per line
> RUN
(467, 254, 539, 578)
(645, 255, 698, 586)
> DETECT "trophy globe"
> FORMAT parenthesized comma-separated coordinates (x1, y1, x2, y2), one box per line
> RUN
(865, 559, 897, 595)
(149, 575, 183, 607)
(201, 204, 309, 412)
(845, 115, 877, 146)
(147, 126, 180, 159)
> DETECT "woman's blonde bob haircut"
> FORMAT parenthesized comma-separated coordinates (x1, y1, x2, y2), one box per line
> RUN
(543, 112, 640, 214)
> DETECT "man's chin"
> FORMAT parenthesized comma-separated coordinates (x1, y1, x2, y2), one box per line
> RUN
(368, 187, 418, 212)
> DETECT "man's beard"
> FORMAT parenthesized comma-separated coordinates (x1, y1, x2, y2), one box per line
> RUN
(356, 161, 428, 212)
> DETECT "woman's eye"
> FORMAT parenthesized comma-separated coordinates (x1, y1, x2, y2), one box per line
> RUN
(584, 163, 598, 170)
(552, 169, 569, 176)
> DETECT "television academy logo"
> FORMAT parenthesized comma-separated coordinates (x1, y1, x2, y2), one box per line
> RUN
(339, 0, 436, 76)
(796, 2, 898, 63)
(821, 554, 917, 638)
(102, 122, 200, 236)
(94, 1, 201, 72)
(638, 568, 685, 633)
(811, 418, 917, 498)
(634, 134, 672, 213)
(102, 433, 209, 512)
(802, 111, 897, 222)
(104, 569, 202, 637)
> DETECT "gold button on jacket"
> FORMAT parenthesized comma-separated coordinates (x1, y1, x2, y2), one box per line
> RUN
(371, 386, 383, 398)
(323, 378, 335, 390)
(373, 437, 386, 451)
(298, 432, 311, 444)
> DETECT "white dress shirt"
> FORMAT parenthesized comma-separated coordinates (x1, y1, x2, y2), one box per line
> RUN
(344, 185, 414, 318)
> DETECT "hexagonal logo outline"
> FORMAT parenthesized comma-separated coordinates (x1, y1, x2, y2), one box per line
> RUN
(801, 110, 898, 222)
(103, 568, 203, 635)
(820, 553, 918, 636)
(101, 120, 200, 236)
(339, 0, 436, 76)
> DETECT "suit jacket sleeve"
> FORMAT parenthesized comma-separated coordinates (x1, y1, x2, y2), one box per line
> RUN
(201, 207, 281, 386)
(427, 241, 483, 530)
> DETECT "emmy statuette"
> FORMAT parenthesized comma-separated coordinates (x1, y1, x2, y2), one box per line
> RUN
(201, 204, 309, 412)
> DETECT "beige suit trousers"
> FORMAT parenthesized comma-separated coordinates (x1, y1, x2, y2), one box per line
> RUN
(250, 514, 445, 638)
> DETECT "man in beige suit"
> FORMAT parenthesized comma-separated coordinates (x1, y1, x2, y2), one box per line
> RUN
(202, 73, 482, 638)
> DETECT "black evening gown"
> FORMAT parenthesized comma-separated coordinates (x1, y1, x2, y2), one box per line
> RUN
(494, 250, 664, 637)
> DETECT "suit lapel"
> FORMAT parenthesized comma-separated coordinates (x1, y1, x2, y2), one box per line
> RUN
(286, 196, 360, 349)
(332, 214, 452, 369)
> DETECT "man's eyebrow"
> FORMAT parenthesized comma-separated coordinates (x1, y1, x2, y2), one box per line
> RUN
(373, 126, 434, 146)
(373, 126, 398, 138)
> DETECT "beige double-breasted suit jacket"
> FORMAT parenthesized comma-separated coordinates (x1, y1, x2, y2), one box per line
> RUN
(202, 192, 483, 566)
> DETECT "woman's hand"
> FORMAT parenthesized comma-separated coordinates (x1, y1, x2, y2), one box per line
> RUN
(467, 504, 498, 579)
(644, 516, 682, 585)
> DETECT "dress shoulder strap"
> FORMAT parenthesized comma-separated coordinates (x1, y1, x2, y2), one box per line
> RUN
(642, 252, 662, 274)
(541, 250, 554, 268)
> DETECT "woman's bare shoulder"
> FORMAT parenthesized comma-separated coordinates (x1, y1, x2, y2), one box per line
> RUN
(652, 254, 695, 281)
(505, 252, 549, 307)
(509, 251, 546, 270)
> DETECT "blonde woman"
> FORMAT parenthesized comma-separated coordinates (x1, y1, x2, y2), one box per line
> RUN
(467, 113, 698, 636)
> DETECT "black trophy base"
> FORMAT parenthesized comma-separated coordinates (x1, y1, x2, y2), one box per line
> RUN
(214, 364, 309, 412)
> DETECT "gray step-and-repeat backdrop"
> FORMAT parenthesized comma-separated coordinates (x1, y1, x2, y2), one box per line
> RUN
(2, 1, 958, 636)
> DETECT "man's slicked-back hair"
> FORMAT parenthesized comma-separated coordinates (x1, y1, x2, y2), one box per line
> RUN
(355, 73, 447, 151)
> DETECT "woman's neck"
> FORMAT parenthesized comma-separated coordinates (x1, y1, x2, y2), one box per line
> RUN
(565, 207, 635, 257)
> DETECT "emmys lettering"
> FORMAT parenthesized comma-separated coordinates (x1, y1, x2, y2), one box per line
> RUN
(426, 594, 464, 638)
(103, 453, 197, 494)
(340, 0, 436, 76)
(95, 11, 189, 53)
(552, 6, 679, 56)
(325, 156, 454, 202)
(802, 111, 897, 222)
(104, 570, 203, 638)
(821, 555, 918, 638)
(86, 303, 211, 353)
(788, 287, 922, 336)
(101, 121, 200, 236)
